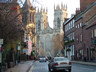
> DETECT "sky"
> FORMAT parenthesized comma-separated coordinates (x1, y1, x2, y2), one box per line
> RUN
(20, 0, 80, 28)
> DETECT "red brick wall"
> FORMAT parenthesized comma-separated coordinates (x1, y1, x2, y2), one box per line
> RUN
(80, 0, 96, 11)
(82, 4, 96, 61)
(74, 18, 83, 60)
(83, 5, 96, 23)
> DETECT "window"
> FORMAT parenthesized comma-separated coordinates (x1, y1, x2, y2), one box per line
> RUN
(66, 25, 68, 31)
(70, 33, 72, 40)
(30, 13, 32, 22)
(73, 20, 74, 27)
(68, 23, 70, 30)
(80, 34, 82, 42)
(92, 29, 94, 38)
(38, 20, 41, 30)
(72, 45, 74, 55)
(65, 25, 67, 32)
(80, 23, 82, 27)
(73, 32, 74, 40)
(78, 24, 79, 28)
(57, 18, 60, 28)
(69, 23, 71, 29)
(71, 21, 73, 28)
(76, 25, 77, 28)
(94, 29, 96, 37)
(32, 13, 35, 23)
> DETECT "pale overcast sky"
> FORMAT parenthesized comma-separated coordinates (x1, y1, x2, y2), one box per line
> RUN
(20, 0, 80, 28)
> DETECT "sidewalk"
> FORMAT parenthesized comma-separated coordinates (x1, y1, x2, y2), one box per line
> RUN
(71, 61, 96, 66)
(5, 61, 34, 72)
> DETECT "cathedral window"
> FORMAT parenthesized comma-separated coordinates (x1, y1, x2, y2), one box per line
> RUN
(30, 13, 32, 22)
(38, 20, 41, 30)
(57, 18, 60, 28)
(32, 14, 34, 23)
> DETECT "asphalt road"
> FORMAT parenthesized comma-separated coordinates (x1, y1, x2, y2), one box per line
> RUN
(31, 61, 96, 72)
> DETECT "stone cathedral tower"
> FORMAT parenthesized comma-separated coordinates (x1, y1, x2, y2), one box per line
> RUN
(36, 8, 48, 55)
(36, 8, 48, 32)
(54, 3, 67, 33)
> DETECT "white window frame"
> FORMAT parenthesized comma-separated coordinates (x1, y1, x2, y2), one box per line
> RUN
(80, 23, 82, 27)
(92, 29, 94, 38)
(78, 24, 79, 28)
(94, 29, 96, 37)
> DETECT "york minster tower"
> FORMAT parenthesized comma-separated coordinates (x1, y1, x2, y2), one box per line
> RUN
(54, 3, 67, 33)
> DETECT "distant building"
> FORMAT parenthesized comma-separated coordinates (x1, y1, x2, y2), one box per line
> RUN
(22, 0, 36, 55)
(36, 4, 67, 57)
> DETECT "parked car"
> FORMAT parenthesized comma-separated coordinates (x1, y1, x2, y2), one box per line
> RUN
(39, 56, 47, 62)
(48, 57, 71, 72)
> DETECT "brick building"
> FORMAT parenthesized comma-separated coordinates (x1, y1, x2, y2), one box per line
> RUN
(80, 0, 96, 11)
(74, 2, 96, 61)
(63, 0, 96, 61)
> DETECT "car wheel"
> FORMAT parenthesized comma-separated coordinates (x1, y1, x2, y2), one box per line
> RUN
(53, 69, 56, 72)
(68, 69, 71, 72)
(49, 68, 53, 72)
(48, 67, 51, 71)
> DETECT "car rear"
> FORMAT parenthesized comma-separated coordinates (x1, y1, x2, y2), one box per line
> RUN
(39, 57, 47, 62)
(53, 57, 71, 72)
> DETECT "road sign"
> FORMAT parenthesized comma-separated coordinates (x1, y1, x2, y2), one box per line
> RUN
(0, 39, 3, 44)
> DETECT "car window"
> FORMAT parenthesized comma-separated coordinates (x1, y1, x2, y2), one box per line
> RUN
(54, 58, 68, 61)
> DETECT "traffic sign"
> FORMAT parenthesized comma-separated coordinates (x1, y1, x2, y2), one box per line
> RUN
(0, 39, 3, 44)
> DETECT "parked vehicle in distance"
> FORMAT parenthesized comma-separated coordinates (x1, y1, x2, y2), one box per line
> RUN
(39, 56, 47, 62)
(48, 57, 71, 72)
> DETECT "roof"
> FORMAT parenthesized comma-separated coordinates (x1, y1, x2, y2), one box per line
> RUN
(41, 24, 53, 34)
(23, 0, 32, 8)
(64, 15, 75, 25)
(75, 1, 96, 22)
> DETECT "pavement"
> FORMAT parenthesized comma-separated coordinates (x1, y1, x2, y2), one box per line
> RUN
(5, 61, 34, 72)
(71, 61, 96, 66)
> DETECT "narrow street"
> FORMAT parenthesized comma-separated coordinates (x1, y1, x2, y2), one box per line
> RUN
(31, 61, 49, 72)
(31, 61, 96, 72)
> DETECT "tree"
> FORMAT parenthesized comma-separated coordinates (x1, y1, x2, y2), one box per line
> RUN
(52, 33, 64, 56)
(0, 2, 24, 46)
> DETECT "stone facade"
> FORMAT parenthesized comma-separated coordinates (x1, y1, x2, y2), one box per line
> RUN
(36, 4, 67, 57)
(22, 0, 36, 55)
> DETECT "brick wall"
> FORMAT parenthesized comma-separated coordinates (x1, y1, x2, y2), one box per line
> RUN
(80, 0, 96, 11)
(83, 5, 96, 23)
(82, 3, 96, 61)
